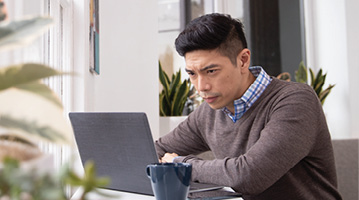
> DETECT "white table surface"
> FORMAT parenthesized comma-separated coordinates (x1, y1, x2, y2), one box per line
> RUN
(71, 188, 154, 200)
(71, 188, 244, 200)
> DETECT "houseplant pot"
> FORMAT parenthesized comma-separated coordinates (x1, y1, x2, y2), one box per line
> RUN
(158, 61, 194, 136)
(159, 116, 187, 137)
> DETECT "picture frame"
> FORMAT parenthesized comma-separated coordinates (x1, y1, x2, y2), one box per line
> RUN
(89, 0, 99, 74)
(158, 0, 182, 32)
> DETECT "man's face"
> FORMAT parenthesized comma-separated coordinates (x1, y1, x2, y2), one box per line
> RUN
(0, 0, 8, 22)
(185, 49, 252, 113)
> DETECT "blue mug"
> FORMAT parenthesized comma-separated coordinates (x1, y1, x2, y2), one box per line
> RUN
(146, 163, 192, 200)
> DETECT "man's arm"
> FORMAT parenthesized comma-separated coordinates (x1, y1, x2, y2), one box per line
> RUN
(161, 85, 328, 195)
(155, 104, 211, 160)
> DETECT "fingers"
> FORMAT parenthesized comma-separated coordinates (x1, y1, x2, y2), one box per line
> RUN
(161, 153, 179, 163)
(159, 157, 166, 163)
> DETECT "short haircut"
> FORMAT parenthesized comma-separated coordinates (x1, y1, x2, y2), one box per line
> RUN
(175, 13, 248, 65)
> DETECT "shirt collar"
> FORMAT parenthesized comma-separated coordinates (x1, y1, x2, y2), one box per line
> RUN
(222, 66, 272, 122)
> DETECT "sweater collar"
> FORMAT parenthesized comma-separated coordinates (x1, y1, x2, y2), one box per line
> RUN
(222, 66, 272, 122)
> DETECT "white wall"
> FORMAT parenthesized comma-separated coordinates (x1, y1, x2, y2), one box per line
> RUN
(71, 0, 359, 140)
(304, 0, 359, 139)
(345, 0, 359, 139)
(72, 0, 160, 139)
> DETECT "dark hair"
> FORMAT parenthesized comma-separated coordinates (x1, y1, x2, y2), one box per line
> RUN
(175, 13, 247, 65)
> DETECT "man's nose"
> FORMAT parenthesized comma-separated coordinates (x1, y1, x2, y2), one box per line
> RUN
(197, 76, 210, 92)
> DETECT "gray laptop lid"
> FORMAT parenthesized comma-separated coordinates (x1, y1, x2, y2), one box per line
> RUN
(69, 112, 157, 195)
(69, 112, 227, 197)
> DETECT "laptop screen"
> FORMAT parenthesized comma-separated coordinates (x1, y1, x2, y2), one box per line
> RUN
(69, 112, 158, 195)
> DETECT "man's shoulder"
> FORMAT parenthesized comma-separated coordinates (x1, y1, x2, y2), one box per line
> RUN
(268, 77, 316, 96)
(262, 78, 320, 109)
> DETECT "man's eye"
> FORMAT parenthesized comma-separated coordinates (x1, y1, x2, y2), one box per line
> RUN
(187, 72, 195, 76)
(207, 69, 216, 74)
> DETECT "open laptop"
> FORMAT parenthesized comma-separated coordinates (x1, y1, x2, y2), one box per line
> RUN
(69, 112, 225, 196)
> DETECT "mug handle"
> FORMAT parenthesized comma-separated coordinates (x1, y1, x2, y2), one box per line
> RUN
(146, 165, 151, 178)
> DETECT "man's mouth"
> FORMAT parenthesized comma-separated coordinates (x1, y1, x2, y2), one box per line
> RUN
(203, 96, 218, 103)
(199, 92, 220, 104)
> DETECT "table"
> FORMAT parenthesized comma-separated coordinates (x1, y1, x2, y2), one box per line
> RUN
(71, 188, 154, 200)
(71, 187, 244, 200)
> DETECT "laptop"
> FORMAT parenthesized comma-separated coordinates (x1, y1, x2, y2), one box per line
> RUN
(69, 112, 225, 196)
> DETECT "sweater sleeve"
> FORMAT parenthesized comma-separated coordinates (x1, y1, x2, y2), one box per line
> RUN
(155, 106, 211, 158)
(173, 85, 328, 195)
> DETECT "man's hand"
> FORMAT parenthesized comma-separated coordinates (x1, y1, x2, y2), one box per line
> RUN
(160, 153, 179, 163)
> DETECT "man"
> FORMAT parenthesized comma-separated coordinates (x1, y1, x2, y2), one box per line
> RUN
(155, 13, 341, 200)
(0, 0, 8, 22)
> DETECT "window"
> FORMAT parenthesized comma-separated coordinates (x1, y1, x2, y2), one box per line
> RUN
(40, 0, 74, 180)
(1, 0, 74, 184)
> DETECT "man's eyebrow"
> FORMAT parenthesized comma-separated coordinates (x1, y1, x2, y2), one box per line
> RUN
(200, 64, 219, 72)
(185, 64, 219, 73)
(185, 68, 193, 73)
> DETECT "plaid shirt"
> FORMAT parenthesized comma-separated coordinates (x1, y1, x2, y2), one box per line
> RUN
(222, 66, 272, 123)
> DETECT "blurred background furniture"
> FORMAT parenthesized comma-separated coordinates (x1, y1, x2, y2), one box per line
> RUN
(198, 139, 359, 200)
(332, 139, 359, 200)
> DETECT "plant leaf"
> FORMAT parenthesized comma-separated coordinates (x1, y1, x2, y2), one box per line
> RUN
(159, 93, 170, 116)
(0, 63, 64, 91)
(169, 70, 181, 102)
(64, 170, 83, 186)
(285, 61, 335, 106)
(94, 177, 110, 187)
(179, 80, 191, 114)
(15, 82, 63, 108)
(0, 16, 54, 51)
(158, 61, 192, 116)
(172, 80, 190, 116)
(295, 61, 307, 83)
(0, 88, 73, 144)
(83, 160, 110, 193)
(84, 160, 95, 180)
(159, 62, 170, 96)
(64, 160, 110, 200)
(314, 74, 326, 95)
(0, 115, 67, 143)
(309, 68, 315, 87)
(312, 68, 323, 88)
(319, 84, 335, 105)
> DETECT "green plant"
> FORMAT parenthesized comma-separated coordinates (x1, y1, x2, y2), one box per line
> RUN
(159, 61, 191, 116)
(0, 157, 111, 200)
(63, 160, 112, 200)
(277, 61, 335, 105)
(0, 16, 73, 145)
(0, 13, 112, 200)
(0, 157, 66, 200)
(0, 63, 71, 144)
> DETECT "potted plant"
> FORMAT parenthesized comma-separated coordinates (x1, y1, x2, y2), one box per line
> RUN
(159, 61, 197, 136)
(159, 61, 192, 116)
(0, 6, 111, 199)
(277, 61, 335, 105)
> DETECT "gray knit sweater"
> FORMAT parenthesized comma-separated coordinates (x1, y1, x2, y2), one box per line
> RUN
(155, 78, 342, 200)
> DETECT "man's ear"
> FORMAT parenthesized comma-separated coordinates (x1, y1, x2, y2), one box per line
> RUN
(237, 48, 251, 70)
